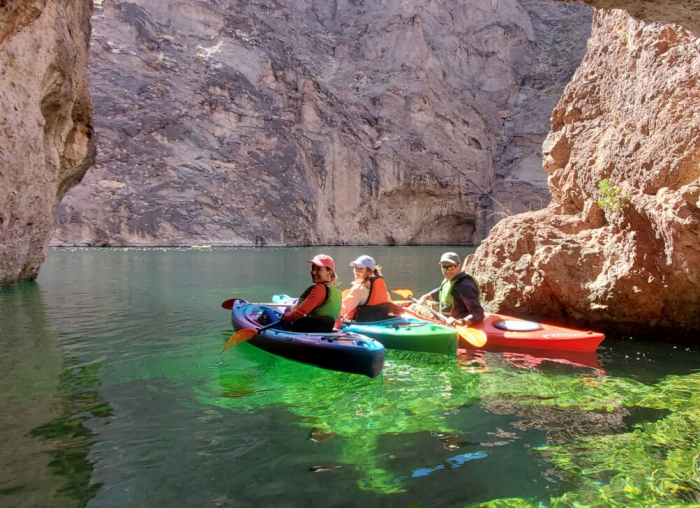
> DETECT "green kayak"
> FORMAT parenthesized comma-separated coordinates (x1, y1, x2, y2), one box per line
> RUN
(270, 294, 458, 355)
(343, 318, 458, 355)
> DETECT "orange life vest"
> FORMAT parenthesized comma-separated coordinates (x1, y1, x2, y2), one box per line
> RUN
(345, 276, 389, 320)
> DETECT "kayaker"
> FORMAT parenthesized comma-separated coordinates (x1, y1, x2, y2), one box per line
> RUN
(282, 254, 342, 333)
(340, 255, 391, 324)
(415, 252, 484, 326)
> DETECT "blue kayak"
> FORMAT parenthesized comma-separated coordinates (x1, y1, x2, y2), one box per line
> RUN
(272, 294, 458, 355)
(231, 302, 385, 378)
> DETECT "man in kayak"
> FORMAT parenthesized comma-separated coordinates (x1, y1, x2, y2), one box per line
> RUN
(340, 255, 391, 325)
(281, 254, 342, 333)
(415, 252, 484, 326)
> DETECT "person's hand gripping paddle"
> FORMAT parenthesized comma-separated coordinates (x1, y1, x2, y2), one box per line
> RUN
(391, 289, 487, 348)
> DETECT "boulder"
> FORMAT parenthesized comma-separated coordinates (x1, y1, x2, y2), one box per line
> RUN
(468, 4, 700, 338)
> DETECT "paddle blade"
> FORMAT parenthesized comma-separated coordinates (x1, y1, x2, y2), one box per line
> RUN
(392, 288, 414, 299)
(221, 299, 238, 310)
(219, 329, 257, 354)
(455, 326, 487, 348)
(341, 289, 351, 299)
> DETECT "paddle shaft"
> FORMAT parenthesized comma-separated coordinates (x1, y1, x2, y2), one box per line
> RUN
(255, 319, 283, 333)
(408, 296, 450, 323)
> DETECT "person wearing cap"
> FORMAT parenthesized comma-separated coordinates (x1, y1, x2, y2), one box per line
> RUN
(340, 255, 391, 324)
(415, 252, 484, 326)
(282, 254, 342, 333)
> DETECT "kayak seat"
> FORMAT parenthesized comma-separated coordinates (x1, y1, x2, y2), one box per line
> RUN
(493, 320, 543, 332)
(291, 316, 336, 333)
(354, 303, 391, 322)
(257, 307, 287, 329)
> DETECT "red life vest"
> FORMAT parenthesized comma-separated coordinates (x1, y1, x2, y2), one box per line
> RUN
(345, 276, 389, 320)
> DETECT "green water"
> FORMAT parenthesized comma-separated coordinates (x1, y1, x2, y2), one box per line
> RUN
(1, 247, 699, 507)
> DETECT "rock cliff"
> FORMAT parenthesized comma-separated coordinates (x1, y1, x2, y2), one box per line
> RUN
(0, 0, 95, 286)
(51, 0, 591, 247)
(467, 1, 700, 338)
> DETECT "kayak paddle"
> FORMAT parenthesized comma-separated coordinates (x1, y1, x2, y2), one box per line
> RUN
(221, 298, 239, 310)
(220, 319, 282, 354)
(391, 289, 487, 348)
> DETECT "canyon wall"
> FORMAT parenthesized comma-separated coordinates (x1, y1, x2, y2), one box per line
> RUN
(0, 0, 95, 285)
(467, 1, 700, 338)
(51, 0, 591, 247)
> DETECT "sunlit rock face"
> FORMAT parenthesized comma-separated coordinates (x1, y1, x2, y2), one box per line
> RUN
(468, 3, 700, 338)
(52, 0, 591, 247)
(0, 0, 95, 286)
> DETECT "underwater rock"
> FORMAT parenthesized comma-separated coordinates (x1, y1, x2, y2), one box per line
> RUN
(309, 465, 341, 473)
(309, 429, 336, 443)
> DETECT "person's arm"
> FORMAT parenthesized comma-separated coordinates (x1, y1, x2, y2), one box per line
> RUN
(340, 283, 369, 318)
(418, 287, 440, 304)
(452, 280, 484, 325)
(283, 285, 327, 322)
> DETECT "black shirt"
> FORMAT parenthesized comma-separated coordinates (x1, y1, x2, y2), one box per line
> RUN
(429, 272, 485, 324)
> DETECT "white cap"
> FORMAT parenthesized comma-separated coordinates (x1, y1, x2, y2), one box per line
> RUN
(349, 255, 376, 271)
(438, 252, 461, 265)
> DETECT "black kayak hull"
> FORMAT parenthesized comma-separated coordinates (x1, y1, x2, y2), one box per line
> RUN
(231, 303, 385, 378)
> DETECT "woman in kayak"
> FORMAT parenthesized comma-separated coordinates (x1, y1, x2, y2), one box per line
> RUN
(281, 254, 342, 333)
(415, 252, 484, 326)
(339, 255, 391, 324)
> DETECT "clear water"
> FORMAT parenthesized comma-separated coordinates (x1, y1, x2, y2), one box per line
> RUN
(1, 247, 699, 507)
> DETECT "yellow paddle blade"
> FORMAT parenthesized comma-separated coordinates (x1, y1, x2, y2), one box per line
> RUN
(392, 288, 414, 299)
(455, 325, 487, 348)
(219, 329, 257, 354)
(341, 288, 351, 298)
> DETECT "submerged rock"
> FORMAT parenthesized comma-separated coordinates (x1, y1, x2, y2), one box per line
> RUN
(0, 0, 95, 285)
(468, 2, 700, 338)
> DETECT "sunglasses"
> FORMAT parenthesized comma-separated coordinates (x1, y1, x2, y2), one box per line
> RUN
(440, 265, 458, 272)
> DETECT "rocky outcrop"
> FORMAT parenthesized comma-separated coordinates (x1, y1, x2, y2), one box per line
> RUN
(51, 0, 591, 247)
(467, 3, 700, 338)
(0, 0, 95, 286)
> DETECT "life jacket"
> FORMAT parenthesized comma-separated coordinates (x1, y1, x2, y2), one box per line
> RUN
(346, 276, 390, 321)
(438, 272, 480, 317)
(297, 282, 342, 319)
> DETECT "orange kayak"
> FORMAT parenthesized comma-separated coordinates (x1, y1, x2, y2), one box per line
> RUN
(395, 303, 605, 353)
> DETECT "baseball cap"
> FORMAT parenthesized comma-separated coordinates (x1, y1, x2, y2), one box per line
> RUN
(438, 252, 461, 266)
(308, 254, 335, 271)
(349, 255, 376, 271)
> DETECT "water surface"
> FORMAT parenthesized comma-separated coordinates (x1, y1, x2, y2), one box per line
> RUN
(1, 247, 699, 507)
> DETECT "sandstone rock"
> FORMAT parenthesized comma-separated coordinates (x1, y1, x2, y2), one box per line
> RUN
(0, 0, 95, 286)
(468, 4, 700, 338)
(51, 0, 591, 247)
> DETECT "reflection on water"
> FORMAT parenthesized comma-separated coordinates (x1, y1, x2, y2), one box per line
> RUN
(1, 248, 699, 506)
(0, 283, 110, 507)
(29, 359, 111, 505)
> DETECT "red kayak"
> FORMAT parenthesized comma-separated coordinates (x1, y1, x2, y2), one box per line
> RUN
(396, 303, 605, 353)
